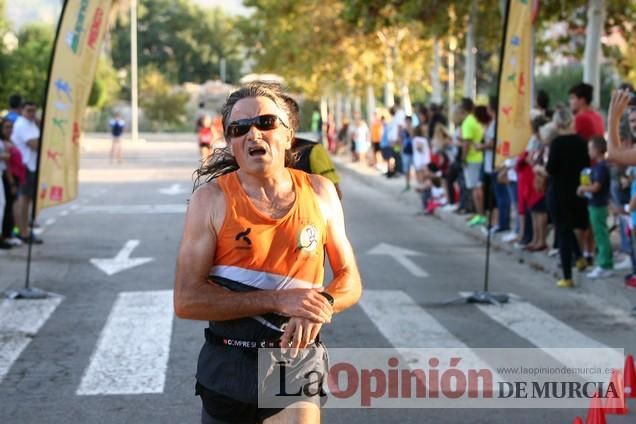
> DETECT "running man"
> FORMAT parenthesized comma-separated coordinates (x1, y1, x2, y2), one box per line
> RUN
(109, 112, 125, 164)
(174, 82, 362, 423)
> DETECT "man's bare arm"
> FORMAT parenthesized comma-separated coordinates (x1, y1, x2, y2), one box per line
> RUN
(173, 182, 332, 323)
(311, 175, 362, 313)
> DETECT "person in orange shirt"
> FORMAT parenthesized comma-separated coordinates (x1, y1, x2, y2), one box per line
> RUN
(174, 82, 362, 424)
(370, 111, 384, 167)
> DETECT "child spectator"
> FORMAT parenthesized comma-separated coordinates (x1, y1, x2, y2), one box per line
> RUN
(577, 137, 613, 278)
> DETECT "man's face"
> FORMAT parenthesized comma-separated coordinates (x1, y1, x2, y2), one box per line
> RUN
(629, 110, 636, 139)
(227, 96, 292, 176)
(23, 105, 36, 121)
(569, 94, 582, 113)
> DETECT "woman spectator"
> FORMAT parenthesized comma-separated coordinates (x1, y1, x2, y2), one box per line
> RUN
(474, 105, 498, 230)
(0, 117, 24, 248)
(546, 106, 590, 288)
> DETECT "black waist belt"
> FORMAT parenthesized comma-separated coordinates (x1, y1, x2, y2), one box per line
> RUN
(205, 328, 319, 349)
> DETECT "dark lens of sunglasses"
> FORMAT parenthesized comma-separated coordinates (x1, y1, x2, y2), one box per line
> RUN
(226, 115, 280, 138)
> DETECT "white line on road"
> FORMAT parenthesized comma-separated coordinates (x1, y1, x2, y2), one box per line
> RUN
(460, 293, 624, 378)
(0, 296, 63, 383)
(76, 204, 186, 214)
(77, 290, 174, 395)
(367, 243, 429, 278)
(90, 240, 154, 276)
(44, 218, 56, 226)
(360, 289, 500, 377)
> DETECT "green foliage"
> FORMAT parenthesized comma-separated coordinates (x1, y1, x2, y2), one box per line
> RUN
(535, 64, 615, 112)
(139, 67, 189, 130)
(88, 59, 121, 108)
(0, 23, 53, 106)
(110, 0, 243, 85)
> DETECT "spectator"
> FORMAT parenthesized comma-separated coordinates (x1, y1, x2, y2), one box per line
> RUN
(546, 106, 590, 288)
(401, 116, 415, 191)
(351, 112, 370, 164)
(325, 112, 337, 153)
(382, 108, 398, 177)
(570, 83, 604, 263)
(458, 98, 486, 227)
(577, 136, 613, 278)
(370, 111, 384, 167)
(0, 120, 11, 249)
(536, 89, 553, 119)
(4, 94, 23, 123)
(428, 103, 448, 141)
(11, 101, 42, 244)
(605, 89, 636, 315)
(109, 112, 126, 164)
(569, 82, 605, 141)
(525, 116, 551, 251)
(0, 118, 24, 247)
(474, 105, 498, 230)
(412, 123, 431, 190)
(485, 95, 511, 234)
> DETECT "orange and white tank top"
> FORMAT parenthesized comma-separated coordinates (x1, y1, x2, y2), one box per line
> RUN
(210, 168, 326, 291)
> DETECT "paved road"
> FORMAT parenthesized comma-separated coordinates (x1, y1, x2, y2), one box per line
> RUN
(1, 138, 634, 423)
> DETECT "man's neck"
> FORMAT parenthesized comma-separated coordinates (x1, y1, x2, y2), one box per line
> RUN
(578, 104, 592, 114)
(237, 167, 292, 199)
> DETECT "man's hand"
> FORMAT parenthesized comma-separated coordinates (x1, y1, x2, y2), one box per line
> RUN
(275, 288, 333, 324)
(577, 185, 586, 197)
(280, 317, 323, 358)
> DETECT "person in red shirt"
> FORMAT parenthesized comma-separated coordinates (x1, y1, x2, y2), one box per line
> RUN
(569, 82, 605, 141)
(569, 83, 603, 263)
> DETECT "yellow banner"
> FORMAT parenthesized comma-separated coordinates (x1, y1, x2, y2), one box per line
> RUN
(37, 0, 112, 213)
(495, 0, 533, 166)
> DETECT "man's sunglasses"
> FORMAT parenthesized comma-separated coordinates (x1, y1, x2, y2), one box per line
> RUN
(225, 114, 289, 138)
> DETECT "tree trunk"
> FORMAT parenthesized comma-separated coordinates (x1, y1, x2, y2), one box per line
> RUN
(400, 82, 413, 117)
(384, 49, 395, 109)
(354, 95, 362, 116)
(344, 93, 352, 122)
(335, 93, 343, 130)
(366, 84, 375, 126)
(583, 0, 605, 109)
(431, 38, 443, 104)
(463, 0, 477, 99)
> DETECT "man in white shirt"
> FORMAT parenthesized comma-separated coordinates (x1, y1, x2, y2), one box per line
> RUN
(11, 102, 42, 244)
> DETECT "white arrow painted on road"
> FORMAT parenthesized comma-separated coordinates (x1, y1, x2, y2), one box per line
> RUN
(90, 240, 154, 276)
(158, 183, 188, 195)
(367, 243, 429, 278)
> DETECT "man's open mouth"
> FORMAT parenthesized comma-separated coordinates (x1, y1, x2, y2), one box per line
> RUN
(248, 146, 268, 156)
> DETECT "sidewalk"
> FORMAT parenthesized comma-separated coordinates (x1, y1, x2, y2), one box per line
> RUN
(332, 154, 636, 313)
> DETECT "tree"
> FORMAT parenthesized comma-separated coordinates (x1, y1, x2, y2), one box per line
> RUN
(110, 0, 243, 85)
(0, 23, 53, 105)
(139, 67, 189, 129)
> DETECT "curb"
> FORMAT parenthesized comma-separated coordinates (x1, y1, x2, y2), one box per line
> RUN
(333, 155, 636, 312)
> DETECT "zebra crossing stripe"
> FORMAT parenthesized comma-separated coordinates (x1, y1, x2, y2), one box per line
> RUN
(359, 289, 502, 378)
(0, 296, 63, 383)
(76, 290, 174, 395)
(460, 293, 624, 378)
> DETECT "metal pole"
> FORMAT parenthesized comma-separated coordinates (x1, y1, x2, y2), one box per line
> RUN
(130, 0, 139, 143)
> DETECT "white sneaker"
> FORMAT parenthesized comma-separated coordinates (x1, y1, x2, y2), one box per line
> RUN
(441, 204, 457, 212)
(502, 232, 518, 243)
(6, 237, 23, 247)
(586, 266, 613, 279)
(548, 248, 559, 257)
(614, 256, 632, 270)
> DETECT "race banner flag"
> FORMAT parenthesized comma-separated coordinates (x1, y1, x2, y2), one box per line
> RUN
(495, 0, 535, 166)
(36, 0, 113, 214)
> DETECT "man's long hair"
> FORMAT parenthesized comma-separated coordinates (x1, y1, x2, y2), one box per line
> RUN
(193, 82, 296, 190)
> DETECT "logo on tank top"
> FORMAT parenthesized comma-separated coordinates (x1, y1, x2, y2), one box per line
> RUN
(297, 225, 319, 253)
(235, 228, 252, 250)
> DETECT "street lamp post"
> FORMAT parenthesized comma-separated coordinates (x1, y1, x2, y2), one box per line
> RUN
(130, 0, 139, 143)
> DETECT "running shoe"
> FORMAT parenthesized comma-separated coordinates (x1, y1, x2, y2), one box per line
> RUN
(556, 279, 574, 288)
(468, 215, 486, 227)
(614, 255, 632, 271)
(585, 266, 613, 279)
(575, 257, 588, 272)
(502, 232, 518, 243)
